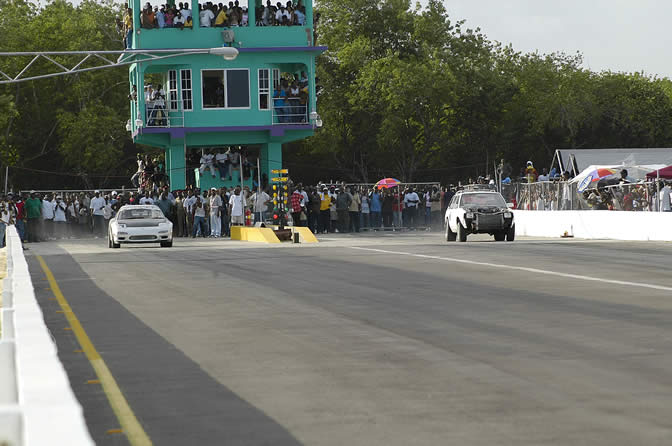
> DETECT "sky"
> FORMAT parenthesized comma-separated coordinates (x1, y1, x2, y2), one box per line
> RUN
(436, 0, 671, 78)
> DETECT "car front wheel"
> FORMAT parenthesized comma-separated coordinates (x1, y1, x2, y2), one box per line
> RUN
(445, 221, 457, 242)
(160, 240, 173, 248)
(494, 231, 505, 241)
(506, 225, 515, 241)
(457, 222, 467, 242)
(109, 231, 120, 249)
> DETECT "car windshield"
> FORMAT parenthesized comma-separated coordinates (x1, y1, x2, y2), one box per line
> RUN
(118, 208, 164, 220)
(460, 193, 506, 207)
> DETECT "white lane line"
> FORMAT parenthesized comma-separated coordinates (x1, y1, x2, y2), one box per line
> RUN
(351, 246, 672, 293)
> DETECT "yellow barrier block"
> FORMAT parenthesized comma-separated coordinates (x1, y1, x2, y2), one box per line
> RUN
(266, 225, 319, 244)
(230, 226, 281, 243)
(291, 227, 319, 243)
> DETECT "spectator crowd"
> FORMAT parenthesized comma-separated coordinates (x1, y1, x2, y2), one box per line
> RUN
(5, 170, 669, 248)
(2, 181, 452, 248)
(128, 0, 308, 30)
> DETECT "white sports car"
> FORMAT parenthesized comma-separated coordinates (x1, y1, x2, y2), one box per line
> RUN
(108, 205, 173, 248)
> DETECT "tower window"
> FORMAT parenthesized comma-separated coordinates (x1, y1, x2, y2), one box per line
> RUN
(259, 69, 270, 110)
(180, 69, 193, 111)
(202, 69, 250, 109)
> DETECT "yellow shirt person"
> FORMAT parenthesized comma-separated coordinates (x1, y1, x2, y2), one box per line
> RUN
(320, 193, 331, 211)
(215, 9, 227, 26)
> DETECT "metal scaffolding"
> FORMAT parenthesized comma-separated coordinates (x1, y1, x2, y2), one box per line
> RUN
(0, 47, 239, 84)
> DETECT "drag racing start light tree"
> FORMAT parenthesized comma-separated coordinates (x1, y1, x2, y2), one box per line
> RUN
(271, 169, 289, 228)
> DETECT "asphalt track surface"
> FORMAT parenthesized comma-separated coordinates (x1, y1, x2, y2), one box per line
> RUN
(25, 233, 672, 446)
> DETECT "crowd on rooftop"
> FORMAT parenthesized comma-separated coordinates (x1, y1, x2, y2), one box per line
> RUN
(121, 0, 307, 33)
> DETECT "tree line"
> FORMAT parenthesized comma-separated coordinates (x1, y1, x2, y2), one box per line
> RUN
(2, 0, 672, 189)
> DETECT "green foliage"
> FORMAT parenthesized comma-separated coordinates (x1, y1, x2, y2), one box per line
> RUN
(294, 0, 672, 184)
(0, 0, 134, 189)
(2, 0, 672, 188)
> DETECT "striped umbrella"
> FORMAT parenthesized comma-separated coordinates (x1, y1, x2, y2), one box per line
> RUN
(375, 178, 401, 189)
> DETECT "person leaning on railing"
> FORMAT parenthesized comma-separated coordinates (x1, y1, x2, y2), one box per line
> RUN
(123, 7, 133, 48)
(141, 3, 157, 28)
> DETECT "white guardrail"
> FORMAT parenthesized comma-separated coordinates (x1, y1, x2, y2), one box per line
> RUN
(514, 210, 672, 241)
(0, 226, 94, 446)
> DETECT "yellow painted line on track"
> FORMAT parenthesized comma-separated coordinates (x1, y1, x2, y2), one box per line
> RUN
(36, 255, 153, 446)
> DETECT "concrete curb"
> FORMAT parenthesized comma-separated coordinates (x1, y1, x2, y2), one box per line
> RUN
(0, 226, 94, 446)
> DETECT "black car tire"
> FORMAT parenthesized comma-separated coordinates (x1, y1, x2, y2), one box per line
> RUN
(109, 231, 120, 249)
(445, 221, 457, 242)
(494, 231, 506, 242)
(506, 225, 515, 242)
(457, 222, 467, 242)
(161, 240, 173, 248)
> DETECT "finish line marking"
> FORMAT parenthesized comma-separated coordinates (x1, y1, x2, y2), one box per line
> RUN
(350, 247, 672, 293)
(36, 255, 153, 446)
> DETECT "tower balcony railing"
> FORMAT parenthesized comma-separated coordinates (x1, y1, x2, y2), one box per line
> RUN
(272, 102, 308, 125)
(145, 101, 185, 128)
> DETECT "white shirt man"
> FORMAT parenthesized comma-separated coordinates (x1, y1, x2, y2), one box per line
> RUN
(404, 191, 420, 208)
(200, 153, 216, 177)
(275, 7, 289, 23)
(67, 201, 79, 220)
(42, 198, 55, 220)
(184, 193, 197, 214)
(251, 190, 270, 213)
(229, 190, 246, 225)
(139, 196, 154, 205)
(660, 183, 671, 212)
(0, 206, 10, 225)
(209, 190, 223, 237)
(215, 152, 228, 165)
(215, 152, 229, 179)
(199, 8, 215, 26)
(153, 88, 165, 108)
(193, 200, 206, 218)
(180, 4, 192, 19)
(90, 194, 106, 216)
(53, 198, 67, 222)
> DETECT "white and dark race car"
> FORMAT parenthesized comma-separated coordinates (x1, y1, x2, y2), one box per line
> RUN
(108, 205, 173, 248)
(444, 188, 515, 242)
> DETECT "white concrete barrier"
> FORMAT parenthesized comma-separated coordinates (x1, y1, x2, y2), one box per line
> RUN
(514, 210, 672, 241)
(0, 227, 94, 446)
(0, 408, 22, 446)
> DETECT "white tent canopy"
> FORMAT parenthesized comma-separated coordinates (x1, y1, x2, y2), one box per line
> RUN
(552, 148, 672, 176)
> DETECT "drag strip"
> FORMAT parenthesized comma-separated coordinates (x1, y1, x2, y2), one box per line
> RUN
(24, 235, 672, 445)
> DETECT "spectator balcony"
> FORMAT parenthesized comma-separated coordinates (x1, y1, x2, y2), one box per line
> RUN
(142, 99, 310, 128)
(128, 0, 316, 50)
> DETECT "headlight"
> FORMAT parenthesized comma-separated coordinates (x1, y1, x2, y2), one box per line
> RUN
(118, 223, 126, 229)
(504, 212, 513, 219)
(465, 212, 474, 219)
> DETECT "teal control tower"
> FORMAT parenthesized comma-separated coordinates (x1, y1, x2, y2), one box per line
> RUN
(124, 1, 325, 190)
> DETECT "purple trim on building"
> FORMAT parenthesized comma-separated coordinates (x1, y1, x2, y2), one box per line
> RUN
(238, 46, 327, 53)
(138, 124, 314, 139)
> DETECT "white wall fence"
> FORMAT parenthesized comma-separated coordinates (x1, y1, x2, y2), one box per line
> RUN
(514, 210, 672, 241)
(0, 227, 94, 446)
